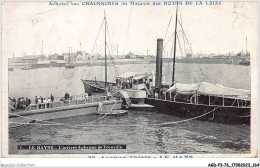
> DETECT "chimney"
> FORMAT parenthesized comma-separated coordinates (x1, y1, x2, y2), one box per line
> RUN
(155, 38, 163, 97)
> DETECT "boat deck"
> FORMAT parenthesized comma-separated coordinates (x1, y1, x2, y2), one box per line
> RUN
(9, 95, 120, 118)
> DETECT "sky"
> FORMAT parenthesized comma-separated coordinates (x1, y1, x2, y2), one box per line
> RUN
(2, 1, 258, 58)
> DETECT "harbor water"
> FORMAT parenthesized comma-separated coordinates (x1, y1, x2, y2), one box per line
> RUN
(8, 63, 251, 154)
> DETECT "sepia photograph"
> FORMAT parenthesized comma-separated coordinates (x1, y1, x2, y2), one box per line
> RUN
(1, 0, 258, 160)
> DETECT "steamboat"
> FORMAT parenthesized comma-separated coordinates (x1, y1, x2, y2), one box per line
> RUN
(145, 6, 251, 125)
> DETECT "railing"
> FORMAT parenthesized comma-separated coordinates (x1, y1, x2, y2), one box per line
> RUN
(13, 95, 116, 113)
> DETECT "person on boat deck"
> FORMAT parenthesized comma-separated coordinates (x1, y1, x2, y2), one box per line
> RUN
(40, 96, 43, 108)
(12, 97, 17, 109)
(19, 97, 26, 110)
(35, 96, 38, 104)
(47, 97, 51, 108)
(25, 97, 31, 107)
(116, 78, 120, 87)
(64, 92, 70, 105)
(38, 97, 41, 109)
(129, 79, 133, 88)
(84, 93, 88, 101)
(155, 92, 159, 99)
(122, 80, 126, 89)
(51, 94, 54, 102)
(145, 79, 150, 90)
(50, 94, 54, 107)
(106, 91, 112, 100)
(65, 92, 70, 100)
(126, 79, 130, 89)
(28, 97, 31, 106)
(43, 98, 48, 108)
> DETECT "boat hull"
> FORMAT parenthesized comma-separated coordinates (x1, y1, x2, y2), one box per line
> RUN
(145, 98, 250, 125)
(9, 100, 122, 127)
(82, 80, 117, 95)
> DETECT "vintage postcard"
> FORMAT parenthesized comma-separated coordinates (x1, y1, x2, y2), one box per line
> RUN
(1, 0, 259, 162)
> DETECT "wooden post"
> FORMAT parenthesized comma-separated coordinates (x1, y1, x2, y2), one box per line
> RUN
(223, 97, 224, 106)
(209, 95, 210, 105)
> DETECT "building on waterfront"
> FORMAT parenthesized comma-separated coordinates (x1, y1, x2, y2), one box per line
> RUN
(62, 51, 95, 63)
(125, 52, 136, 59)
(48, 53, 64, 60)
(21, 55, 46, 63)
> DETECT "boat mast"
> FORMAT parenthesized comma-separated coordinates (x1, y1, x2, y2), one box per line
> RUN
(104, 11, 107, 87)
(246, 36, 247, 55)
(172, 5, 178, 84)
(42, 41, 43, 57)
(68, 47, 70, 63)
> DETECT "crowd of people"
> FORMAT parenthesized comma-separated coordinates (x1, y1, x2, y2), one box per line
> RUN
(34, 94, 55, 109)
(10, 94, 55, 110)
(116, 76, 151, 90)
(9, 97, 31, 110)
(9, 92, 74, 111)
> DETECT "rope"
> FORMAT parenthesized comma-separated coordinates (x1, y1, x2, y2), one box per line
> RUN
(90, 19, 105, 55)
(87, 114, 107, 123)
(163, 8, 174, 41)
(9, 105, 16, 111)
(149, 106, 219, 126)
(231, 99, 236, 106)
(209, 110, 214, 120)
(9, 106, 219, 128)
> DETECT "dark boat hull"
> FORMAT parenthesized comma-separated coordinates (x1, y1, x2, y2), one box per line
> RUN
(82, 80, 119, 96)
(145, 98, 250, 125)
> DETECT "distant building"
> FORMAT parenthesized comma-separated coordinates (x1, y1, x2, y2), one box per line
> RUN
(74, 51, 85, 61)
(8, 57, 22, 63)
(186, 53, 192, 58)
(85, 53, 95, 62)
(63, 51, 95, 63)
(48, 53, 64, 60)
(125, 52, 136, 59)
(21, 55, 46, 63)
(136, 55, 145, 59)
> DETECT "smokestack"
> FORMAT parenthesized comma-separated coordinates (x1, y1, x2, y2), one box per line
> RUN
(155, 38, 163, 97)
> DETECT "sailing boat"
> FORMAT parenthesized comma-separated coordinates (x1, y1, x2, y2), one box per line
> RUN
(82, 12, 155, 109)
(81, 11, 114, 95)
(145, 6, 251, 125)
